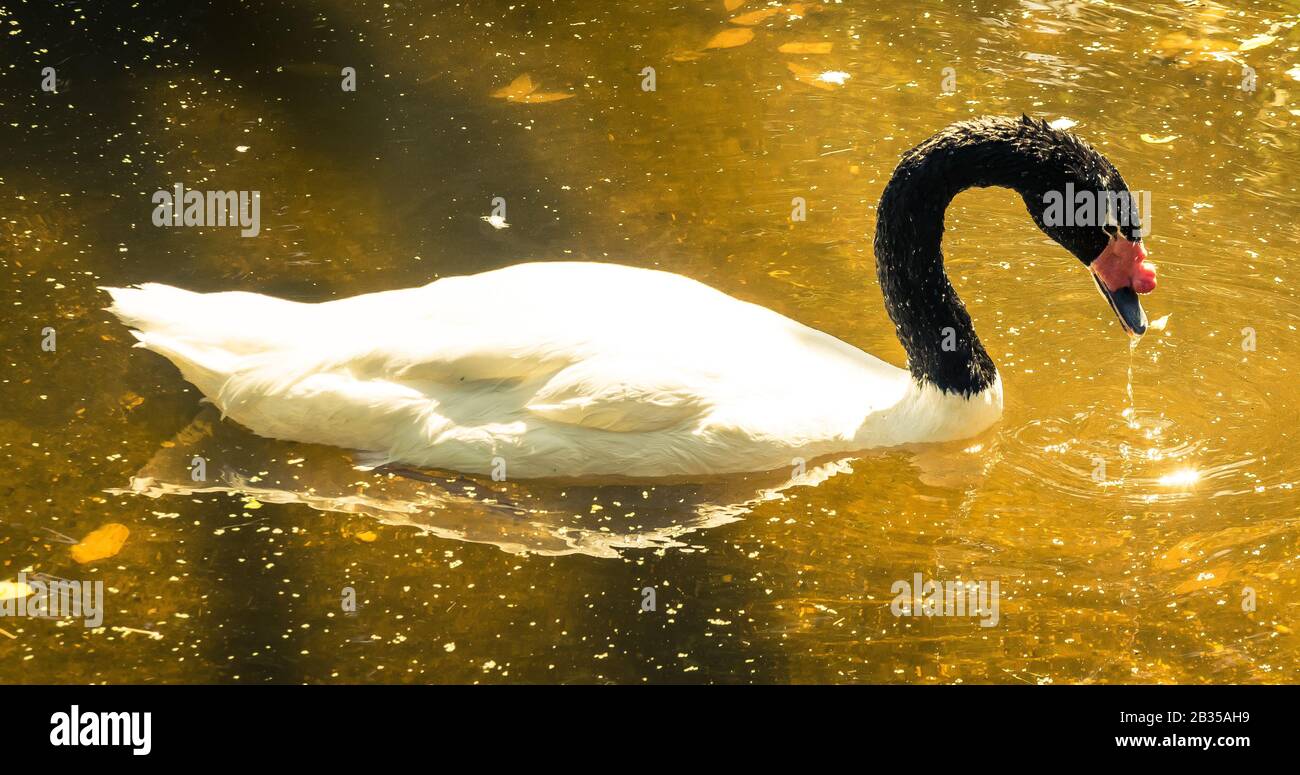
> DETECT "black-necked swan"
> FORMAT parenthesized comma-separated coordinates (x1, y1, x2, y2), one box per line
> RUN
(105, 116, 1158, 479)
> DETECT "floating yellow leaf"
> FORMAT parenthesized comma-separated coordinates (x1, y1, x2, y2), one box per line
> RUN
(1237, 34, 1275, 51)
(355, 531, 379, 543)
(70, 523, 130, 564)
(491, 73, 535, 100)
(0, 580, 33, 602)
(724, 0, 746, 10)
(706, 27, 755, 49)
(778, 41, 832, 54)
(1140, 133, 1179, 144)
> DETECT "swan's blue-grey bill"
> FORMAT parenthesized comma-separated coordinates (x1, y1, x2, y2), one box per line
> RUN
(1093, 273, 1147, 336)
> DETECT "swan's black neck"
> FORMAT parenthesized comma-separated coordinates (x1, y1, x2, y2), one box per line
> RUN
(874, 115, 1121, 397)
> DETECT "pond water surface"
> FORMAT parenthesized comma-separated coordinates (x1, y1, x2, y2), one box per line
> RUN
(1, 0, 1298, 683)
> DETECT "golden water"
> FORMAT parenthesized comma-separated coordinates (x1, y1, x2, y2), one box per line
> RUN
(1, 0, 1298, 683)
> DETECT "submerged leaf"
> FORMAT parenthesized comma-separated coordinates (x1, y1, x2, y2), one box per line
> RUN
(731, 2, 808, 26)
(787, 62, 849, 90)
(731, 3, 811, 25)
(706, 27, 755, 49)
(519, 91, 575, 103)
(491, 74, 574, 104)
(1147, 313, 1171, 332)
(1156, 32, 1240, 66)
(491, 73, 536, 100)
(724, 0, 746, 10)
(778, 41, 833, 54)
(1048, 117, 1077, 130)
(70, 523, 130, 564)
(1140, 133, 1179, 144)
(1173, 565, 1231, 594)
(730, 7, 782, 25)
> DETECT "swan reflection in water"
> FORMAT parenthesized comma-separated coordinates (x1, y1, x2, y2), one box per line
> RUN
(112, 407, 995, 558)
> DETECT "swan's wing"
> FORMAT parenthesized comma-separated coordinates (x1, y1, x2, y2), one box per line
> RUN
(524, 355, 712, 433)
(254, 328, 712, 436)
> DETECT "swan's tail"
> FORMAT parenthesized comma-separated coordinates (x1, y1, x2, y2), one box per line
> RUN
(102, 284, 309, 400)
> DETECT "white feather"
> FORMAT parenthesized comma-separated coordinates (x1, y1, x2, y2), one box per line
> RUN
(104, 262, 1002, 478)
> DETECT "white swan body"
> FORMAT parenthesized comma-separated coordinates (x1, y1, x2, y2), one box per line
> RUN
(106, 262, 1001, 478)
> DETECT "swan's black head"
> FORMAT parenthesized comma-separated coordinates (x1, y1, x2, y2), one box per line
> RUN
(875, 115, 1160, 395)
(1003, 115, 1158, 335)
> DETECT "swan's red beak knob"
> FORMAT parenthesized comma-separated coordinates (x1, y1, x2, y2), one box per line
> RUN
(1092, 237, 1157, 294)
(1090, 237, 1156, 335)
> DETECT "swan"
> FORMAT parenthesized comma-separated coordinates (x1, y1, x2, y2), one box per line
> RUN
(105, 116, 1158, 479)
